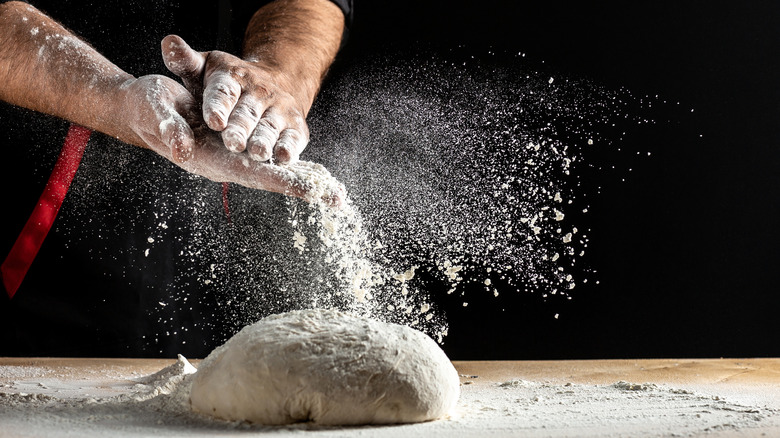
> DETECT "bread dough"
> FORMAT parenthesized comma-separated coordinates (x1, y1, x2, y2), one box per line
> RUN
(189, 309, 460, 425)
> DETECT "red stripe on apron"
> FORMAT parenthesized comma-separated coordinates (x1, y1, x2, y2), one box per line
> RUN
(2, 124, 91, 299)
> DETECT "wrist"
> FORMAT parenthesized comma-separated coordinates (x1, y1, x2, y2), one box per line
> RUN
(102, 75, 148, 148)
(242, 0, 344, 114)
(244, 58, 319, 113)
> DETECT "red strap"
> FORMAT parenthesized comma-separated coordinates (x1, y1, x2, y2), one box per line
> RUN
(2, 124, 91, 299)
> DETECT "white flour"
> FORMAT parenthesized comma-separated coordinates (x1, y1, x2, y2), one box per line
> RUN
(1, 359, 778, 437)
(283, 180, 449, 339)
(54, 49, 661, 351)
(295, 52, 661, 334)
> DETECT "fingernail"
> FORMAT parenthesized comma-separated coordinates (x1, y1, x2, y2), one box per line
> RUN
(273, 145, 293, 164)
(206, 111, 226, 131)
(222, 129, 245, 153)
(248, 144, 272, 162)
(173, 143, 192, 163)
(179, 149, 192, 163)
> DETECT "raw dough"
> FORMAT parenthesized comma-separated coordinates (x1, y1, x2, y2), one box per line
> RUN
(189, 308, 460, 425)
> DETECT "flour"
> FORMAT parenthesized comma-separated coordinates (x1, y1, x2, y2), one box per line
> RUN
(292, 230, 306, 253)
(181, 50, 654, 344)
(53, 47, 658, 352)
(1, 359, 778, 437)
(299, 50, 661, 322)
(453, 379, 778, 437)
(279, 169, 449, 337)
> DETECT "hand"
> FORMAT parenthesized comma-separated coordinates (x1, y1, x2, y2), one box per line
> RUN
(160, 35, 309, 165)
(183, 125, 345, 207)
(118, 74, 196, 164)
(119, 75, 343, 206)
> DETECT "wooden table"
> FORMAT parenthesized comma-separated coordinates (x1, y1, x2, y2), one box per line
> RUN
(2, 357, 780, 437)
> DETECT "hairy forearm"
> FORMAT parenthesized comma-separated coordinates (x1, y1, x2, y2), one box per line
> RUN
(0, 1, 144, 146)
(242, 0, 345, 113)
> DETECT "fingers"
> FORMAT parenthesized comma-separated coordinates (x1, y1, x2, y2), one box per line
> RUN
(191, 51, 310, 163)
(221, 94, 262, 153)
(127, 75, 197, 164)
(161, 35, 206, 95)
(273, 127, 308, 164)
(238, 109, 308, 164)
(161, 93, 197, 163)
(202, 71, 241, 131)
(188, 65, 310, 163)
(184, 131, 344, 207)
(160, 115, 196, 163)
(245, 110, 284, 162)
(245, 119, 277, 162)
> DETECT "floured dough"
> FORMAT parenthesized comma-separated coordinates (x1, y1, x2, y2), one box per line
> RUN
(189, 308, 460, 425)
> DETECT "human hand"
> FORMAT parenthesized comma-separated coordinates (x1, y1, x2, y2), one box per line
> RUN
(183, 125, 345, 207)
(160, 35, 309, 165)
(118, 74, 197, 164)
(119, 75, 343, 206)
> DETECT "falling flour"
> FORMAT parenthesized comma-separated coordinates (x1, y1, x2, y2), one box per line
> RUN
(51, 47, 662, 351)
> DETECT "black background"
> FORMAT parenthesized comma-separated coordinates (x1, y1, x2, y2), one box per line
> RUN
(339, 1, 780, 359)
(2, 1, 779, 360)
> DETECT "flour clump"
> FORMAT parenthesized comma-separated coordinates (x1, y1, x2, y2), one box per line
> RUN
(189, 308, 460, 425)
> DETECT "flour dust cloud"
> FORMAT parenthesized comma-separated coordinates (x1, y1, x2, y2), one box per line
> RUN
(54, 48, 662, 353)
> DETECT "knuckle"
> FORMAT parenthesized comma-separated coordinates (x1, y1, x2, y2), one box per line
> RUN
(205, 50, 232, 67)
(214, 81, 239, 99)
(256, 117, 281, 134)
(205, 107, 227, 123)
(245, 105, 260, 119)
(284, 128, 307, 144)
(228, 65, 249, 80)
(297, 122, 310, 138)
(252, 85, 273, 100)
(231, 100, 262, 123)
(250, 127, 277, 145)
(282, 130, 300, 143)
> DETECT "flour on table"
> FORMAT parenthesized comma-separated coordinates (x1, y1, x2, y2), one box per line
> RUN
(189, 308, 460, 425)
(1, 358, 778, 437)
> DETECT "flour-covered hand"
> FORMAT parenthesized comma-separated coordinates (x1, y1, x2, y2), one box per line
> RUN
(119, 74, 196, 164)
(183, 126, 343, 207)
(119, 75, 341, 206)
(161, 35, 308, 165)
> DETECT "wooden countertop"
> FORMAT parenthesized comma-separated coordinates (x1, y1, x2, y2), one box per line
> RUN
(3, 356, 780, 386)
(2, 357, 780, 437)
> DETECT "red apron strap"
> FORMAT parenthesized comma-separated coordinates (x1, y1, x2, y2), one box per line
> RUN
(2, 124, 91, 299)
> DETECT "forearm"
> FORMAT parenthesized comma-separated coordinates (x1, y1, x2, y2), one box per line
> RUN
(242, 0, 345, 114)
(0, 1, 144, 146)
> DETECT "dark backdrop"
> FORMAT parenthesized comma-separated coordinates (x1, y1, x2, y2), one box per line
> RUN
(336, 1, 780, 359)
(1, 1, 778, 360)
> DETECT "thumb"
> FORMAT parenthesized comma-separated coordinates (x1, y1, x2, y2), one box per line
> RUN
(161, 34, 206, 96)
(160, 110, 196, 164)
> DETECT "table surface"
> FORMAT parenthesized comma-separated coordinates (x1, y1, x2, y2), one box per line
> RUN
(2, 357, 780, 437)
(3, 356, 780, 382)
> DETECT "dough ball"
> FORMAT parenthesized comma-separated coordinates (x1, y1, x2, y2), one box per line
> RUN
(189, 308, 460, 425)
